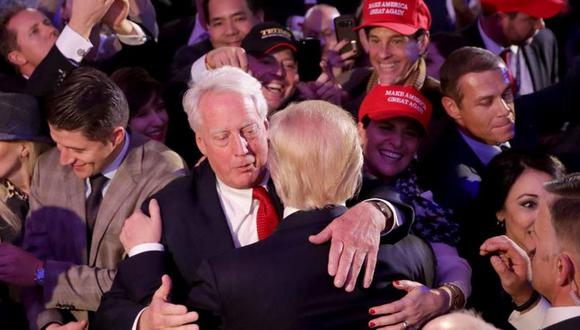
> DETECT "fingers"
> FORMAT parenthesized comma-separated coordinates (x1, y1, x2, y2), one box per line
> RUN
(148, 198, 162, 232)
(207, 48, 247, 70)
(333, 243, 355, 289)
(344, 250, 365, 292)
(308, 225, 332, 245)
(156, 310, 198, 327)
(326, 238, 342, 277)
(363, 247, 377, 288)
(65, 320, 87, 330)
(393, 280, 422, 292)
(153, 274, 172, 301)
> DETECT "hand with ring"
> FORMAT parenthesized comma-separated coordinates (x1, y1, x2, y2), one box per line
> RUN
(368, 280, 450, 329)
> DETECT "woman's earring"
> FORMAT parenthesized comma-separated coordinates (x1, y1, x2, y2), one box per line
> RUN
(496, 218, 505, 230)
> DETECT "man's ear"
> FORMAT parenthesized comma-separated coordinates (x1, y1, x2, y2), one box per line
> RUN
(357, 122, 367, 146)
(7, 50, 26, 67)
(418, 31, 430, 55)
(110, 127, 126, 147)
(442, 96, 463, 124)
(196, 135, 207, 156)
(556, 253, 576, 287)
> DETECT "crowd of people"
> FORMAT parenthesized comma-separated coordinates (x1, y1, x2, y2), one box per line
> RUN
(0, 0, 579, 329)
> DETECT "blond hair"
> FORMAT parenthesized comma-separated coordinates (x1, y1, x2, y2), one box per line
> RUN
(268, 100, 363, 209)
(0, 140, 51, 242)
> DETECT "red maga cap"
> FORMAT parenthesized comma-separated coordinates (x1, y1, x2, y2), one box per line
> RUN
(359, 85, 432, 132)
(354, 0, 431, 35)
(481, 0, 566, 19)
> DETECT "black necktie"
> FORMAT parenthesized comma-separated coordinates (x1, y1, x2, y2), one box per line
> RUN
(86, 174, 109, 236)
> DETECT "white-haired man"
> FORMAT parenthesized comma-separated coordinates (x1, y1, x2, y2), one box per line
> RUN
(95, 67, 414, 330)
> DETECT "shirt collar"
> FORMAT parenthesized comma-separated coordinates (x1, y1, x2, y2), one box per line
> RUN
(101, 131, 131, 180)
(215, 171, 270, 214)
(477, 18, 518, 56)
(458, 129, 505, 166)
(543, 306, 580, 328)
(283, 202, 347, 219)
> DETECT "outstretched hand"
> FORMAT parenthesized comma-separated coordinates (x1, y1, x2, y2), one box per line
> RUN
(480, 235, 534, 305)
(138, 275, 199, 330)
(368, 280, 449, 330)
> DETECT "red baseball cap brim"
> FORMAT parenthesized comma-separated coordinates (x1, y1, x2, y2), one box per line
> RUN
(354, 22, 419, 36)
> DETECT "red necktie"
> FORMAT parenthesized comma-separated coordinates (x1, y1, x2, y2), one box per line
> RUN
(253, 186, 279, 240)
(500, 48, 519, 96)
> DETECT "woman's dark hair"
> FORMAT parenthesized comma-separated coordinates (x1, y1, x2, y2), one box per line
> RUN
(477, 149, 567, 221)
(110, 67, 163, 119)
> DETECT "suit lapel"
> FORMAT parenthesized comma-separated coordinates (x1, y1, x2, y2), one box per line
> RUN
(195, 162, 236, 252)
(89, 136, 142, 264)
(522, 45, 542, 91)
(63, 169, 88, 262)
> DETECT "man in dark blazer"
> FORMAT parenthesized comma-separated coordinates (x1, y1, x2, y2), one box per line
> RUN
(169, 0, 264, 85)
(460, 0, 563, 96)
(183, 98, 435, 330)
(0, 2, 157, 96)
(420, 47, 515, 214)
(95, 67, 414, 330)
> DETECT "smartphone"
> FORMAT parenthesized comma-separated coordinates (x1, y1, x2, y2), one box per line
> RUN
(297, 38, 322, 81)
(334, 15, 359, 55)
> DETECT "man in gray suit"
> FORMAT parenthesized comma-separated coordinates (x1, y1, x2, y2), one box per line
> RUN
(0, 67, 186, 330)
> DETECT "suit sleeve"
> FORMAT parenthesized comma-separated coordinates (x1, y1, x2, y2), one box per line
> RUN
(365, 186, 415, 245)
(186, 260, 224, 329)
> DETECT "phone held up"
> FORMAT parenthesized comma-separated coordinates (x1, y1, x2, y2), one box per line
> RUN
(334, 14, 360, 56)
(297, 37, 322, 81)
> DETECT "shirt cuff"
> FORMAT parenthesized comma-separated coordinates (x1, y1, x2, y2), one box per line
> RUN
(190, 54, 210, 85)
(131, 307, 148, 330)
(509, 297, 550, 330)
(56, 25, 93, 63)
(431, 242, 472, 298)
(128, 243, 164, 257)
(117, 21, 148, 45)
(364, 198, 400, 234)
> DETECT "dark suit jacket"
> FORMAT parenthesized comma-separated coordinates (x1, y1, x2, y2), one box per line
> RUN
(187, 206, 435, 330)
(419, 126, 485, 214)
(460, 22, 559, 92)
(5, 27, 160, 97)
(94, 162, 416, 329)
(169, 38, 213, 85)
(544, 315, 580, 330)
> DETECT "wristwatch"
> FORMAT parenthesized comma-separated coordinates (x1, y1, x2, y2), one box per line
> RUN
(34, 264, 45, 286)
(369, 200, 394, 231)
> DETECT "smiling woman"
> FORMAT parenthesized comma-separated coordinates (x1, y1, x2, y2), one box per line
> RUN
(465, 149, 567, 328)
(111, 67, 169, 143)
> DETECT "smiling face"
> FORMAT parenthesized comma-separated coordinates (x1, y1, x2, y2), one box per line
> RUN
(6, 8, 59, 74)
(445, 69, 516, 145)
(49, 126, 124, 179)
(497, 169, 554, 248)
(248, 49, 298, 113)
(367, 27, 427, 85)
(206, 0, 261, 48)
(195, 90, 268, 189)
(359, 117, 422, 180)
(129, 93, 169, 142)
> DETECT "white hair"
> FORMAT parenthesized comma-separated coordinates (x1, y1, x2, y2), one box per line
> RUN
(182, 66, 268, 132)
